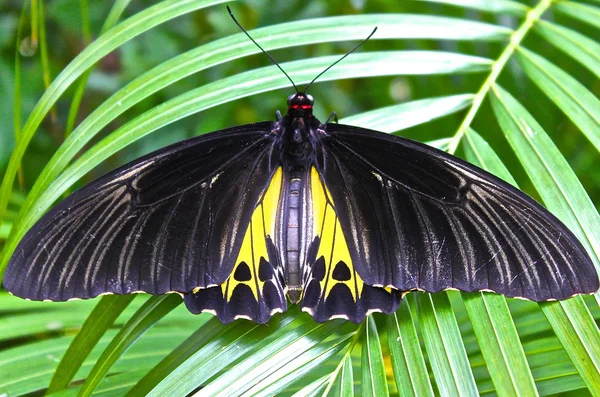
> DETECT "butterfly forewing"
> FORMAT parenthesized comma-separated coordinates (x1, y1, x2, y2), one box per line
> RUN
(4, 123, 280, 302)
(317, 124, 599, 301)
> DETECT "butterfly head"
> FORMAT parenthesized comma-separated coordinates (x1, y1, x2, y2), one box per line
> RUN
(287, 92, 314, 118)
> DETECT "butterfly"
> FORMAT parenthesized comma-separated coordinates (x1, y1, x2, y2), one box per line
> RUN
(3, 11, 599, 324)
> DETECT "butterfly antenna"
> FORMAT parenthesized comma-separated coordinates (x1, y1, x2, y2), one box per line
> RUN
(227, 6, 299, 93)
(304, 27, 377, 94)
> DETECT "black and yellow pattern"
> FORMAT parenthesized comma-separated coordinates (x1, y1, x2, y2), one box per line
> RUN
(3, 124, 281, 304)
(184, 168, 286, 323)
(302, 168, 401, 323)
(4, 89, 597, 325)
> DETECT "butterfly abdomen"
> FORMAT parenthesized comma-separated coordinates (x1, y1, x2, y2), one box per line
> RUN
(278, 168, 312, 303)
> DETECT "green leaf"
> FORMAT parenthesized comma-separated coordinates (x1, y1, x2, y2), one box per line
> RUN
(236, 330, 353, 396)
(387, 302, 435, 397)
(534, 20, 600, 79)
(361, 316, 388, 397)
(0, 302, 95, 342)
(64, 0, 131, 137)
(11, 1, 28, 190)
(0, 313, 195, 396)
(540, 298, 600, 396)
(515, 47, 600, 153)
(336, 353, 354, 397)
(554, 1, 600, 30)
(317, 341, 356, 397)
(47, 295, 136, 393)
(462, 127, 516, 186)
(126, 317, 227, 396)
(145, 318, 273, 396)
(463, 293, 538, 396)
(418, 0, 529, 15)
(37, 0, 52, 99)
(340, 94, 474, 133)
(416, 293, 479, 396)
(427, 138, 453, 151)
(447, 0, 551, 154)
(78, 294, 181, 397)
(49, 369, 150, 397)
(290, 375, 330, 397)
(148, 313, 356, 396)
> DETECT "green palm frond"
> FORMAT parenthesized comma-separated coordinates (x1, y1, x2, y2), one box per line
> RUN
(1, 1, 599, 396)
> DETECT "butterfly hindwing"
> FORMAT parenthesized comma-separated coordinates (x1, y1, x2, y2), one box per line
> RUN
(4, 123, 280, 302)
(301, 167, 402, 323)
(317, 124, 598, 301)
(184, 168, 287, 323)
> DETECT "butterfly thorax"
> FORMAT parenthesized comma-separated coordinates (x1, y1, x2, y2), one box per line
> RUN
(276, 92, 322, 168)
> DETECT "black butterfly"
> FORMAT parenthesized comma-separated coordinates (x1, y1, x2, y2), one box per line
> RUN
(3, 13, 598, 324)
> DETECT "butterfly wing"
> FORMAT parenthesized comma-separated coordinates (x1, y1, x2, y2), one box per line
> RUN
(312, 124, 598, 302)
(184, 167, 288, 323)
(301, 167, 402, 323)
(4, 123, 287, 323)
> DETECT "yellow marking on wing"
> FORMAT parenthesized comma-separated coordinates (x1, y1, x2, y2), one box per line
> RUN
(310, 167, 364, 301)
(221, 168, 282, 302)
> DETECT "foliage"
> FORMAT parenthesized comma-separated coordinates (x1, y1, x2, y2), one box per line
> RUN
(0, 0, 599, 395)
